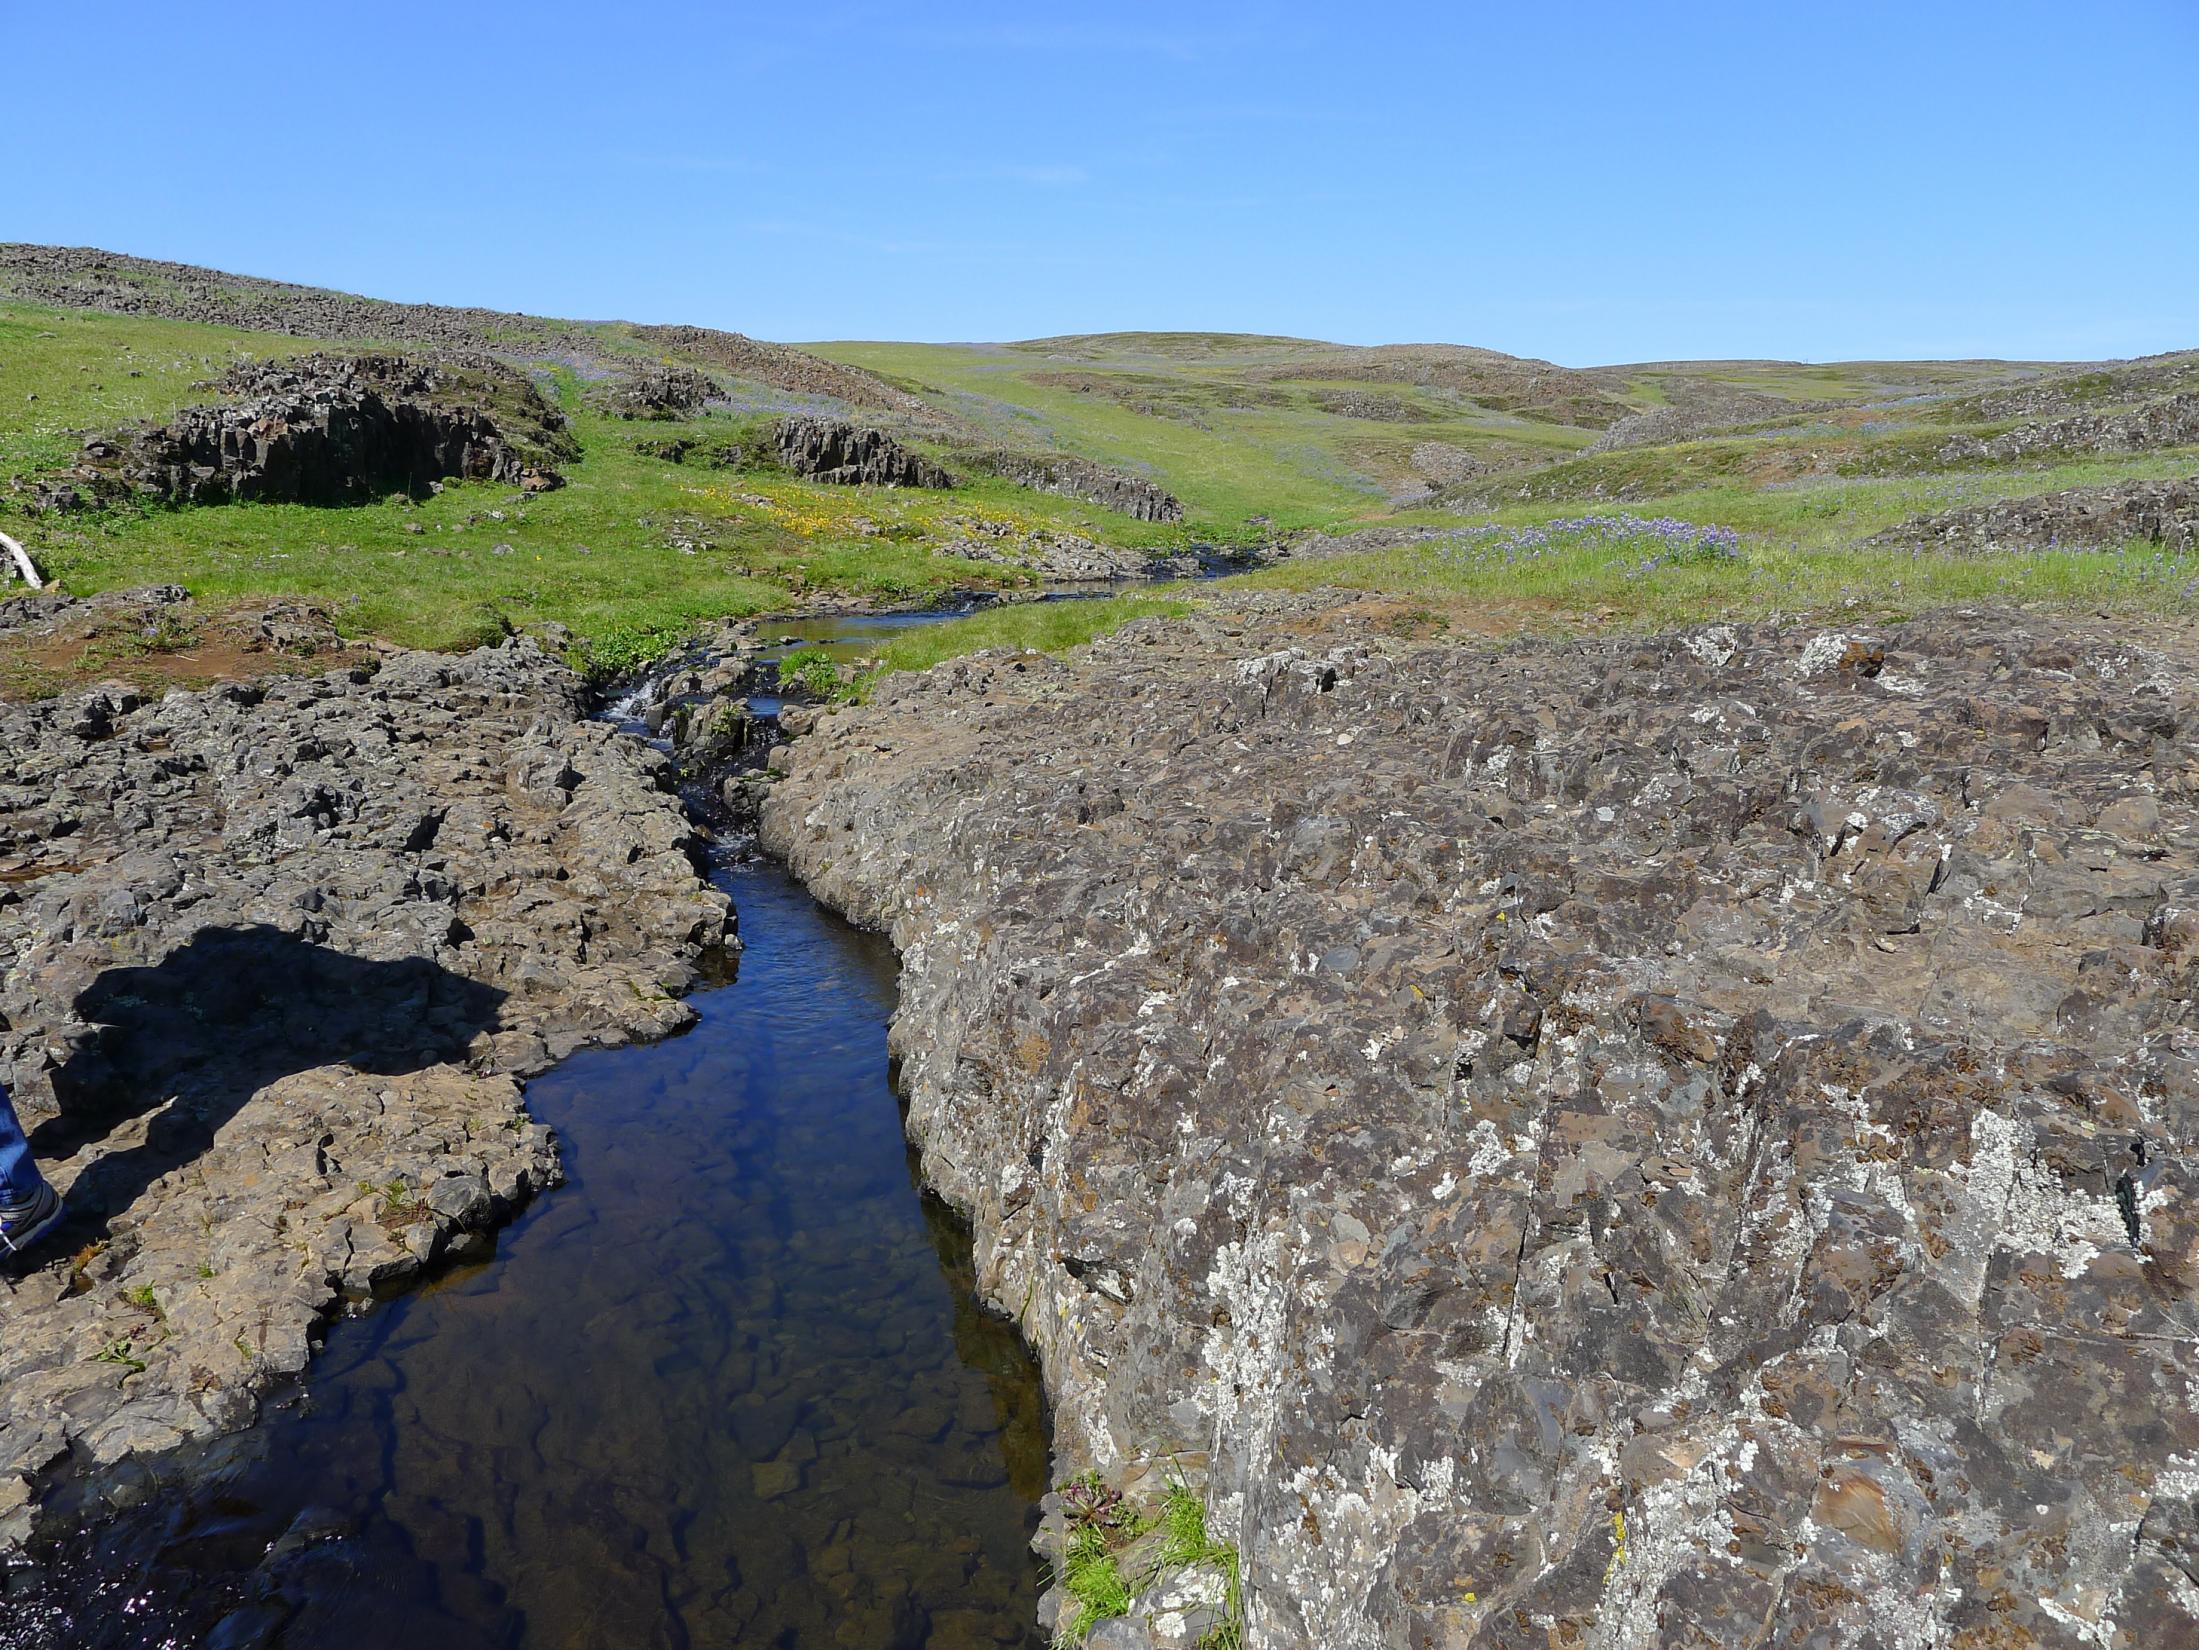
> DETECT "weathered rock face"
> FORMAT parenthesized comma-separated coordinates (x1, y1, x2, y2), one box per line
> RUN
(0, 605, 729, 1549)
(1938, 392, 2199, 467)
(593, 364, 721, 420)
(960, 449, 1185, 522)
(35, 354, 573, 512)
(773, 418, 953, 488)
(1869, 475, 2199, 556)
(762, 601, 2199, 1649)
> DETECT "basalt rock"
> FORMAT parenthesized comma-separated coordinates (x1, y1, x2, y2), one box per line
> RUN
(1313, 389, 1421, 422)
(1948, 353, 2199, 423)
(32, 353, 572, 512)
(763, 600, 2199, 1649)
(592, 364, 721, 420)
(1937, 392, 2199, 467)
(772, 418, 953, 488)
(959, 449, 1184, 521)
(0, 608, 729, 1551)
(1868, 474, 2199, 555)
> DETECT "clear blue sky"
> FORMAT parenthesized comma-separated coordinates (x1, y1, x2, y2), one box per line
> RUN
(7, 1, 2194, 365)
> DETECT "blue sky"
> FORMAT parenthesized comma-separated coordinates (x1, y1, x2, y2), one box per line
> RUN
(6, 1, 2194, 364)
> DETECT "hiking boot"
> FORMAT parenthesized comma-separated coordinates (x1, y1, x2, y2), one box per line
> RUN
(0, 1181, 65, 1261)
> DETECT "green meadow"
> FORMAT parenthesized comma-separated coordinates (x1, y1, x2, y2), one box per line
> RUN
(2, 275, 2193, 690)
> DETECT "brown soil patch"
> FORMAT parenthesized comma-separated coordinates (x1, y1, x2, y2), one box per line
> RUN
(0, 590, 368, 702)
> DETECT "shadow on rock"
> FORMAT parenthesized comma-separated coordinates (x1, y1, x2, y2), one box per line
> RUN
(31, 925, 505, 1237)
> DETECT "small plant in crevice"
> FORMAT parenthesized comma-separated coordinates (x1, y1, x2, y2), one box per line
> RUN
(1058, 1524, 1136, 1644)
(360, 1175, 427, 1229)
(121, 1282, 166, 1324)
(1156, 1482, 1244, 1650)
(1061, 1469, 1131, 1534)
(93, 1339, 147, 1380)
(1049, 1473, 1245, 1649)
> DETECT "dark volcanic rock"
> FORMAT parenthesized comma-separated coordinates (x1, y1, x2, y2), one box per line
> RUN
(1868, 475, 2199, 555)
(34, 353, 573, 511)
(1938, 392, 2199, 467)
(762, 601, 2199, 1648)
(773, 417, 953, 488)
(0, 605, 728, 1549)
(960, 449, 1184, 521)
(592, 364, 721, 420)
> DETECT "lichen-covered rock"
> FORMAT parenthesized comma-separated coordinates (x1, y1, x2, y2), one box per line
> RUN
(763, 600, 2199, 1649)
(1868, 475, 2199, 555)
(1938, 392, 2199, 466)
(0, 618, 729, 1549)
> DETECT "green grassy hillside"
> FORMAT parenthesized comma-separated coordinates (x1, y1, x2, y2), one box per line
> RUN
(2, 247, 2193, 690)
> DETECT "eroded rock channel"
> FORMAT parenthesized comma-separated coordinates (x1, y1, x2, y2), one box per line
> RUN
(0, 593, 1047, 1648)
(8, 587, 2199, 1650)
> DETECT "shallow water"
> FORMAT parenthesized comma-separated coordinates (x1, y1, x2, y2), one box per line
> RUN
(11, 864, 1049, 1649)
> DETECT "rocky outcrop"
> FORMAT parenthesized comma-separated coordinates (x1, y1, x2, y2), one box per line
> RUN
(1938, 392, 2199, 467)
(773, 418, 953, 488)
(625, 324, 951, 425)
(1585, 385, 1819, 454)
(0, 601, 729, 1550)
(939, 517, 1205, 581)
(1948, 354, 2199, 423)
(591, 364, 720, 420)
(1409, 442, 1484, 487)
(960, 450, 1185, 521)
(32, 354, 573, 512)
(762, 600, 2199, 1649)
(1868, 475, 2199, 555)
(0, 245, 937, 426)
(1313, 390, 1420, 422)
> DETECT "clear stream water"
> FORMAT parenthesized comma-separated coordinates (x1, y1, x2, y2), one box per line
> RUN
(9, 641, 1054, 1647)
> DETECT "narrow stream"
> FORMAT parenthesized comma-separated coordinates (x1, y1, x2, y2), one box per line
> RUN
(11, 859, 1049, 1648)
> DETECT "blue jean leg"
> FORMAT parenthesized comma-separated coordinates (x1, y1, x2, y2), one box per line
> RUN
(0, 1078, 48, 1205)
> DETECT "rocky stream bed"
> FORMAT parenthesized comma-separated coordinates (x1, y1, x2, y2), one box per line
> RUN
(3, 583, 2197, 1650)
(0, 597, 728, 1554)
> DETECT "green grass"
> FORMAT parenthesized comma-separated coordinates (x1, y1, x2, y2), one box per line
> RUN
(810, 338, 1576, 532)
(0, 308, 1213, 673)
(839, 594, 1192, 697)
(1397, 453, 2199, 547)
(1233, 506, 2199, 633)
(0, 302, 309, 483)
(1155, 1484, 1244, 1650)
(1059, 1526, 1137, 1644)
(6, 287, 2195, 693)
(1052, 1480, 1243, 1649)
